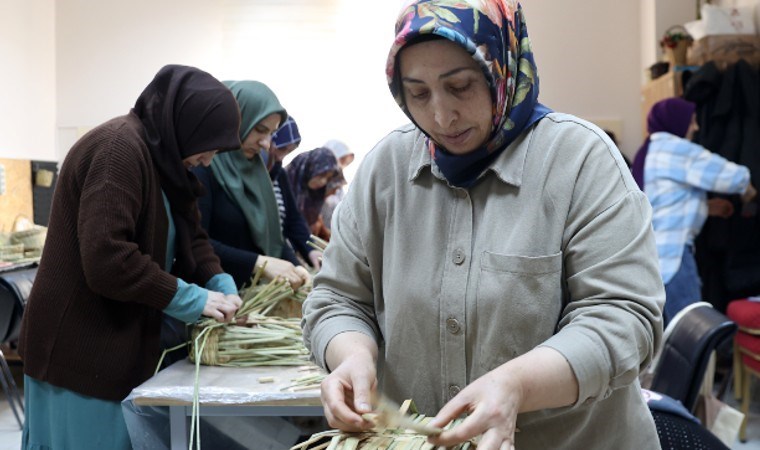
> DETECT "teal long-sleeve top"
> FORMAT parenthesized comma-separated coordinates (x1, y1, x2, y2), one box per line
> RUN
(161, 191, 237, 322)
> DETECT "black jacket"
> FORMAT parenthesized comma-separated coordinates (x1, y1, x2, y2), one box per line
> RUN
(271, 164, 314, 263)
(684, 60, 760, 307)
(194, 165, 297, 288)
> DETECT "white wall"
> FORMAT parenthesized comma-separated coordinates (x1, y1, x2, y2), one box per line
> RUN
(522, 1, 643, 160)
(0, 0, 56, 161)
(212, 0, 408, 182)
(654, 0, 697, 61)
(3, 1, 703, 169)
(642, 0, 658, 81)
(55, 0, 228, 161)
(52, 0, 407, 181)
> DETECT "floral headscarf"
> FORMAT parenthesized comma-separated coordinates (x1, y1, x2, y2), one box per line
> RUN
(286, 148, 345, 226)
(387, 0, 550, 187)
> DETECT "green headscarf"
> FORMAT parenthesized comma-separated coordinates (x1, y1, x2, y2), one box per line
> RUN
(210, 80, 288, 258)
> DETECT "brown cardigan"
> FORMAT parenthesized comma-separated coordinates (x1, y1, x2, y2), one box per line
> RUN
(18, 113, 224, 401)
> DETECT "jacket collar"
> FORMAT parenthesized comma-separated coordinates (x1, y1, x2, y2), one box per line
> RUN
(408, 128, 530, 188)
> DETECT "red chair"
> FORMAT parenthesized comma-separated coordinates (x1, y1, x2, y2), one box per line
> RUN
(726, 298, 760, 442)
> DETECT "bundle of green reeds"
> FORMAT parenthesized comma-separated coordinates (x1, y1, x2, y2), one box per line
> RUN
(188, 268, 312, 367)
(185, 269, 323, 450)
(307, 235, 329, 254)
(189, 317, 308, 366)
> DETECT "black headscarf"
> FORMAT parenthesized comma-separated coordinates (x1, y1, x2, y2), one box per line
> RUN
(133, 64, 241, 276)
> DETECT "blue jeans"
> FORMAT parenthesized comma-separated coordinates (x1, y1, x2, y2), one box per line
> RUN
(663, 245, 702, 326)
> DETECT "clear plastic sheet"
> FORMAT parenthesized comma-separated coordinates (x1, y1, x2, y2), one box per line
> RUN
(126, 359, 323, 406)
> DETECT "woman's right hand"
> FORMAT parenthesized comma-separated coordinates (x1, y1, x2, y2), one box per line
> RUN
(202, 291, 241, 322)
(321, 331, 379, 432)
(321, 352, 377, 432)
(256, 255, 311, 289)
(742, 182, 757, 204)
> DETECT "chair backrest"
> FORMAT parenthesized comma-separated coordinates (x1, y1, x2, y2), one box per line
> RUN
(651, 409, 730, 450)
(649, 304, 736, 413)
(0, 266, 37, 344)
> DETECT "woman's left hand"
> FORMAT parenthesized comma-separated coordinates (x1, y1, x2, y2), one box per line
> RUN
(427, 368, 524, 450)
(203, 291, 242, 322)
(427, 347, 577, 450)
(707, 198, 734, 218)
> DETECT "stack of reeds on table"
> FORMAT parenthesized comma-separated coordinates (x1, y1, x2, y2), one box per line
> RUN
(0, 215, 48, 263)
(292, 399, 478, 450)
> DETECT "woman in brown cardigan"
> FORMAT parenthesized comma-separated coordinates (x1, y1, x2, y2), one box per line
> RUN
(18, 65, 243, 449)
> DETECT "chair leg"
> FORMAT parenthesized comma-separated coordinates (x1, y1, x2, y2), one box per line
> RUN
(735, 341, 743, 400)
(717, 363, 733, 401)
(0, 350, 23, 414)
(741, 363, 751, 442)
(0, 349, 23, 430)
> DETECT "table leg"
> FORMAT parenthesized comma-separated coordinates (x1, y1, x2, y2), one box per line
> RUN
(170, 405, 189, 450)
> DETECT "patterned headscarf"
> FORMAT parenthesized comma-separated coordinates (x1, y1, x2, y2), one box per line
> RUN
(387, 0, 550, 188)
(133, 64, 241, 276)
(286, 148, 344, 225)
(632, 97, 696, 190)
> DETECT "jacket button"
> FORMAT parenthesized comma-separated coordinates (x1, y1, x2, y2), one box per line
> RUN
(453, 248, 466, 265)
(449, 384, 461, 398)
(446, 318, 460, 334)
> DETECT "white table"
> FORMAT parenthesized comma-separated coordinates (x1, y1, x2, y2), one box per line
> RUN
(129, 359, 324, 450)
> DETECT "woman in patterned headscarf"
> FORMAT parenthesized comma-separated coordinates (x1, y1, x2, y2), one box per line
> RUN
(301, 1, 664, 449)
(19, 65, 243, 449)
(286, 147, 345, 240)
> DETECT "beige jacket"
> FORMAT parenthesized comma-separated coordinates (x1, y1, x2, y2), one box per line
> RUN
(302, 113, 665, 449)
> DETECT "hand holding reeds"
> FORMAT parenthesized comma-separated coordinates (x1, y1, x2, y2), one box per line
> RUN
(254, 255, 311, 289)
(189, 269, 314, 367)
(292, 398, 478, 450)
(201, 291, 242, 323)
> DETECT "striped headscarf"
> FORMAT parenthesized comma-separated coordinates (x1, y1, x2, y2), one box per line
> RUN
(273, 116, 301, 149)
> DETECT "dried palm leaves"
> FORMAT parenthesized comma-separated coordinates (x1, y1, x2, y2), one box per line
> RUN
(292, 399, 477, 450)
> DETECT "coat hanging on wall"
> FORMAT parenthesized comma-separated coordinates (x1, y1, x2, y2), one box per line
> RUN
(684, 59, 760, 310)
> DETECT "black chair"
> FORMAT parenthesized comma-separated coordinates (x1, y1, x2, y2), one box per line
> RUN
(652, 409, 730, 450)
(650, 303, 737, 413)
(0, 265, 37, 430)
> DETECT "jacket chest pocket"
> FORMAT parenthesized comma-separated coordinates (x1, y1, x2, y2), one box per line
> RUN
(475, 251, 563, 373)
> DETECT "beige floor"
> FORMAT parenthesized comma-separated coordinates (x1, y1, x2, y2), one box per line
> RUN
(727, 386, 760, 450)
(2, 362, 760, 450)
